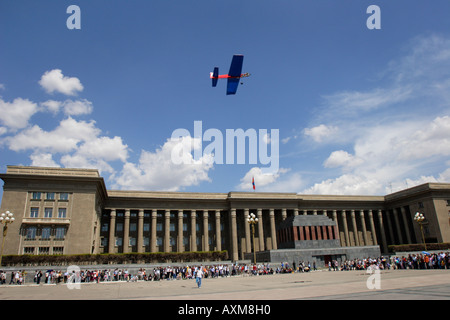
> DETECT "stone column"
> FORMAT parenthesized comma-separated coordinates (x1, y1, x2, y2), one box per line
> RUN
(151, 209, 157, 252)
(393, 208, 404, 244)
(137, 209, 144, 253)
(360, 210, 368, 246)
(294, 208, 299, 216)
(302, 210, 307, 216)
(257, 208, 265, 251)
(313, 209, 317, 216)
(203, 210, 209, 251)
(164, 209, 171, 252)
(281, 208, 287, 221)
(377, 209, 388, 253)
(190, 210, 197, 252)
(400, 207, 412, 244)
(108, 209, 116, 253)
(123, 209, 130, 253)
(351, 210, 359, 246)
(244, 208, 251, 254)
(332, 210, 340, 239)
(385, 209, 395, 245)
(270, 208, 277, 250)
(368, 210, 378, 245)
(178, 210, 184, 252)
(215, 210, 222, 251)
(341, 210, 350, 247)
(230, 208, 238, 261)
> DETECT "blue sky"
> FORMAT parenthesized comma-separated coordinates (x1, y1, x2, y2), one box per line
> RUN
(2, 1, 450, 201)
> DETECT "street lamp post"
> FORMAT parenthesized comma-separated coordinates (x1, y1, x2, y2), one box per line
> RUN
(414, 212, 427, 251)
(0, 211, 15, 267)
(247, 212, 258, 264)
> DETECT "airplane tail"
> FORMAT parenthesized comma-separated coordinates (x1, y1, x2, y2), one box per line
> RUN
(210, 67, 219, 87)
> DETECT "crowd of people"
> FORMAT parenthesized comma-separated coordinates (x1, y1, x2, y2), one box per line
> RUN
(325, 252, 450, 271)
(0, 251, 448, 286)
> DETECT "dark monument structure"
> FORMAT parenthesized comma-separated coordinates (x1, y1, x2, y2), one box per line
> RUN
(252, 215, 381, 267)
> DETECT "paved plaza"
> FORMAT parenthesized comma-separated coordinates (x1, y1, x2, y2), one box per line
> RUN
(0, 269, 448, 300)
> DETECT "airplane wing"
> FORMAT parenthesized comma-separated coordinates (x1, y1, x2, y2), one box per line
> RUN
(226, 78, 240, 95)
(228, 55, 244, 77)
(226, 55, 244, 95)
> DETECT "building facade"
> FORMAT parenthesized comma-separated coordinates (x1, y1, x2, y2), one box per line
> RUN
(1, 166, 450, 262)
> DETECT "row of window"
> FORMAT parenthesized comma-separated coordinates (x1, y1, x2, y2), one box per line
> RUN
(101, 221, 223, 233)
(23, 247, 64, 255)
(31, 192, 69, 201)
(105, 212, 218, 219)
(24, 226, 67, 240)
(30, 207, 67, 219)
(102, 236, 224, 248)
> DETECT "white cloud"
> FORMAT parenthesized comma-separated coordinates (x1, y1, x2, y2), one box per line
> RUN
(62, 99, 93, 116)
(298, 34, 450, 195)
(236, 167, 303, 192)
(77, 136, 128, 162)
(39, 69, 83, 96)
(6, 117, 100, 153)
(39, 99, 93, 116)
(114, 136, 214, 191)
(324, 150, 363, 169)
(303, 124, 338, 143)
(30, 153, 60, 168)
(0, 98, 38, 130)
(40, 100, 61, 114)
(303, 174, 380, 195)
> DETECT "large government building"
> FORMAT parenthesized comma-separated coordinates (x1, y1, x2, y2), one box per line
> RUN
(1, 166, 450, 263)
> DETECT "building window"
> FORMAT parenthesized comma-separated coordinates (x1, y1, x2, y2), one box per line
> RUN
(55, 227, 65, 240)
(38, 247, 49, 255)
(32, 192, 41, 200)
(130, 223, 137, 232)
(170, 223, 175, 232)
(59, 192, 69, 201)
(156, 223, 162, 231)
(116, 223, 123, 232)
(58, 208, 67, 218)
(23, 247, 35, 255)
(26, 227, 37, 240)
(30, 207, 39, 218)
(143, 223, 150, 232)
(183, 223, 188, 232)
(44, 208, 53, 218)
(101, 223, 109, 232)
(101, 238, 108, 247)
(144, 237, 150, 246)
(156, 237, 162, 246)
(115, 238, 123, 246)
(418, 202, 424, 208)
(41, 227, 51, 240)
(46, 192, 55, 200)
(53, 247, 64, 255)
